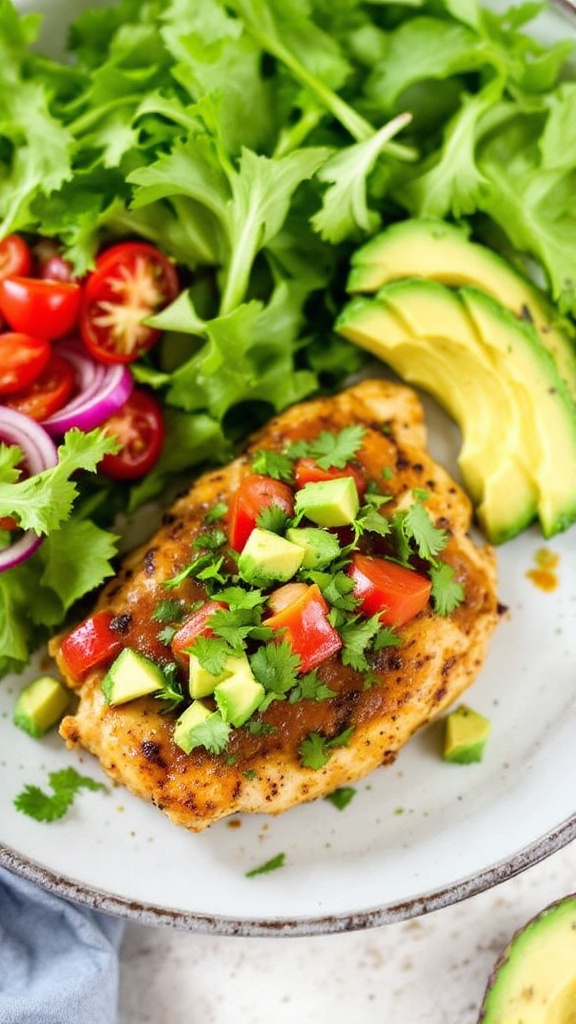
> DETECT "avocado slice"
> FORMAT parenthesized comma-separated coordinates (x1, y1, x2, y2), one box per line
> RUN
(336, 279, 576, 543)
(347, 217, 576, 397)
(101, 648, 165, 706)
(479, 894, 576, 1023)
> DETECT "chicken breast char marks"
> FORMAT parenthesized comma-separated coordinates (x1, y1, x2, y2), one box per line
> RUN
(54, 379, 499, 832)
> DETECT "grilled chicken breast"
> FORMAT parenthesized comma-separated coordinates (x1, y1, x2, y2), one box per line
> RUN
(53, 379, 499, 832)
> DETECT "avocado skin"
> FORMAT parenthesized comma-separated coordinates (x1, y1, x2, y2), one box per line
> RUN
(336, 278, 576, 543)
(478, 894, 576, 1023)
(347, 217, 576, 397)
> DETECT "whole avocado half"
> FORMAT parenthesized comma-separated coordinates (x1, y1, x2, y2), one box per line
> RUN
(478, 893, 576, 1023)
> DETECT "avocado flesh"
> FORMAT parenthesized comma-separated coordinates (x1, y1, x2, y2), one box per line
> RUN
(336, 287, 537, 543)
(347, 217, 576, 397)
(337, 279, 576, 542)
(480, 895, 576, 1024)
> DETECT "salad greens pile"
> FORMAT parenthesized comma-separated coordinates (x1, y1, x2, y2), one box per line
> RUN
(1, 0, 575, 678)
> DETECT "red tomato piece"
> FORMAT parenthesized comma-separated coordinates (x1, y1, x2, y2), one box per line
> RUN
(98, 387, 165, 481)
(228, 474, 295, 552)
(0, 333, 51, 396)
(79, 241, 180, 364)
(0, 276, 82, 340)
(0, 234, 32, 281)
(294, 457, 367, 497)
(348, 553, 431, 627)
(60, 611, 124, 683)
(171, 600, 226, 666)
(263, 583, 342, 673)
(5, 353, 75, 421)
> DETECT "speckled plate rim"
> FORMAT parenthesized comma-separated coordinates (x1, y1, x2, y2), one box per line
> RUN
(2, 815, 576, 937)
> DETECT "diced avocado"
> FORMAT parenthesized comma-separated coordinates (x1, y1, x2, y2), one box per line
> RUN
(101, 648, 164, 706)
(479, 893, 576, 1023)
(295, 477, 360, 528)
(237, 527, 304, 587)
(13, 675, 70, 738)
(443, 704, 491, 764)
(214, 658, 265, 727)
(285, 526, 341, 569)
(336, 278, 576, 543)
(188, 655, 228, 699)
(173, 699, 212, 754)
(347, 217, 576, 396)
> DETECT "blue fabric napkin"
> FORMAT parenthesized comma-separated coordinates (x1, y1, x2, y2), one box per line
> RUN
(0, 866, 125, 1024)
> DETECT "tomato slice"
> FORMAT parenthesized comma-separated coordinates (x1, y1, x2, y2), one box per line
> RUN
(294, 457, 367, 497)
(60, 611, 124, 683)
(0, 276, 82, 340)
(99, 387, 165, 481)
(79, 242, 180, 364)
(228, 474, 295, 552)
(170, 600, 227, 666)
(0, 333, 51, 396)
(0, 235, 32, 281)
(263, 583, 342, 673)
(348, 553, 431, 627)
(5, 353, 76, 421)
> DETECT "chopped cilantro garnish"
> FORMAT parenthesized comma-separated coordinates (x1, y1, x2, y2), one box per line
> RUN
(155, 664, 185, 712)
(193, 528, 228, 551)
(251, 449, 294, 483)
(288, 424, 365, 469)
(205, 501, 228, 522)
(185, 715, 231, 755)
(257, 503, 290, 534)
(245, 852, 286, 877)
(250, 640, 301, 698)
(429, 561, 465, 616)
(288, 671, 336, 703)
(152, 599, 186, 624)
(325, 786, 356, 810)
(298, 726, 354, 769)
(339, 614, 384, 672)
(14, 768, 106, 823)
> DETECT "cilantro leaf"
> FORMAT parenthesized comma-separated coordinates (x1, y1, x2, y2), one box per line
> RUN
(395, 498, 449, 562)
(250, 640, 300, 697)
(13, 768, 106, 823)
(288, 425, 365, 470)
(298, 726, 354, 770)
(429, 561, 465, 615)
(325, 786, 356, 811)
(251, 449, 294, 483)
(184, 714, 231, 755)
(288, 671, 336, 703)
(245, 852, 286, 877)
(256, 504, 290, 535)
(339, 614, 383, 672)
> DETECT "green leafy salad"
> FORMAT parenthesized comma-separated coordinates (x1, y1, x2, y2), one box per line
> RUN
(1, 0, 575, 679)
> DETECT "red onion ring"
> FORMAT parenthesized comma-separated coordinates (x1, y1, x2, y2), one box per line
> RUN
(0, 407, 59, 572)
(41, 338, 134, 436)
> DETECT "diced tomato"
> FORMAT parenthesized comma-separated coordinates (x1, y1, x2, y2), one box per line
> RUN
(0, 234, 32, 281)
(267, 582, 309, 615)
(79, 241, 180, 364)
(0, 333, 51, 396)
(294, 457, 367, 497)
(60, 611, 124, 683)
(0, 276, 82, 340)
(228, 474, 295, 552)
(170, 600, 226, 666)
(99, 388, 164, 481)
(348, 553, 431, 627)
(5, 353, 75, 421)
(263, 583, 342, 673)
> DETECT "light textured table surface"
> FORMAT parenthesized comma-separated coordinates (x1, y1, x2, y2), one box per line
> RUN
(117, 841, 575, 1023)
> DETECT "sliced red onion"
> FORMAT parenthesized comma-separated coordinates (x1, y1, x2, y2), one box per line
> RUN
(0, 407, 59, 572)
(41, 338, 134, 436)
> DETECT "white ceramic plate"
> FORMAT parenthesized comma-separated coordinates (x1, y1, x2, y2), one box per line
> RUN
(1, 0, 576, 937)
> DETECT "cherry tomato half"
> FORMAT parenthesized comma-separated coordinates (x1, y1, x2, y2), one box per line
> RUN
(228, 474, 295, 552)
(0, 276, 82, 340)
(4, 352, 76, 421)
(348, 553, 432, 627)
(79, 242, 180, 364)
(99, 387, 165, 480)
(0, 235, 32, 281)
(0, 333, 51, 396)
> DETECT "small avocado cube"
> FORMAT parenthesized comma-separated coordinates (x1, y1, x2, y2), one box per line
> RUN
(188, 654, 227, 699)
(237, 527, 304, 587)
(214, 661, 265, 727)
(285, 526, 341, 569)
(173, 699, 212, 754)
(295, 477, 359, 527)
(13, 675, 70, 738)
(443, 704, 491, 764)
(101, 648, 165, 706)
